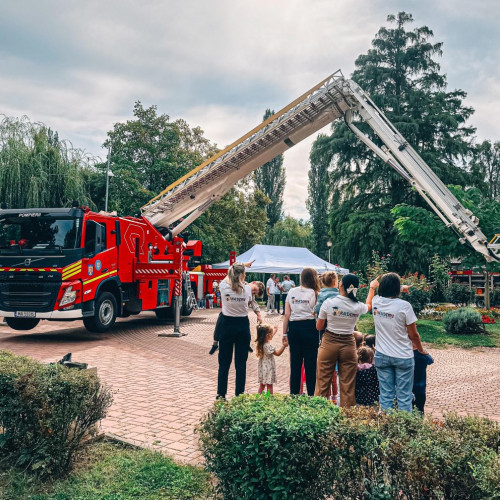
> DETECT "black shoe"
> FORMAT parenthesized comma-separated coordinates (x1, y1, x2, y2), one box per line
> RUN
(248, 346, 253, 353)
(209, 343, 219, 355)
(215, 395, 226, 401)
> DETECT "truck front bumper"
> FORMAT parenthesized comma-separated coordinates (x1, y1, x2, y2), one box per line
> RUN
(0, 309, 83, 319)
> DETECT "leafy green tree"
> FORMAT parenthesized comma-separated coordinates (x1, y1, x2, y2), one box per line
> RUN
(307, 134, 332, 259)
(0, 116, 93, 208)
(253, 109, 286, 226)
(313, 12, 476, 273)
(96, 102, 217, 216)
(263, 216, 313, 250)
(392, 186, 500, 271)
(469, 140, 500, 200)
(191, 182, 268, 263)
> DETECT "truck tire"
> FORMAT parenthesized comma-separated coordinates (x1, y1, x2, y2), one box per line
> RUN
(5, 317, 40, 330)
(180, 283, 193, 317)
(83, 292, 117, 333)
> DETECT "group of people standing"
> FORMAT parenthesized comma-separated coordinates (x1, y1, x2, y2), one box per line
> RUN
(214, 262, 432, 414)
(266, 274, 295, 314)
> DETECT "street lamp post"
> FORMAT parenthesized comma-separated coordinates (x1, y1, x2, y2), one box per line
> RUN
(104, 146, 114, 212)
(327, 240, 332, 264)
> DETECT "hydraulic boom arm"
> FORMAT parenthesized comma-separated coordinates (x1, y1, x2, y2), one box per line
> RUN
(141, 71, 500, 263)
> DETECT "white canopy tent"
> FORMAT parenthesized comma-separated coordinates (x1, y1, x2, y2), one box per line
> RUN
(212, 244, 349, 275)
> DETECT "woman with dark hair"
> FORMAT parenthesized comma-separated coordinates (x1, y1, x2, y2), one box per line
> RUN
(315, 274, 375, 407)
(283, 267, 319, 395)
(367, 272, 428, 412)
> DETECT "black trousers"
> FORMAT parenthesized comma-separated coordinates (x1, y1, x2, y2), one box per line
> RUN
(288, 319, 319, 395)
(274, 293, 281, 313)
(281, 293, 288, 314)
(413, 356, 428, 413)
(213, 312, 223, 341)
(217, 315, 251, 398)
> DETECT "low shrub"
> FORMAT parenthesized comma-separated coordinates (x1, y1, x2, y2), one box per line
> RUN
(445, 283, 473, 305)
(356, 284, 369, 303)
(404, 287, 431, 315)
(197, 394, 340, 499)
(0, 350, 113, 477)
(332, 408, 500, 499)
(443, 307, 486, 335)
(199, 399, 500, 499)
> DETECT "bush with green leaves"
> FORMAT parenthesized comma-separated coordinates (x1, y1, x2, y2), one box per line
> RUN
(445, 283, 473, 306)
(404, 286, 431, 316)
(199, 399, 500, 500)
(197, 394, 340, 499)
(0, 350, 113, 477)
(443, 307, 485, 335)
(331, 408, 500, 499)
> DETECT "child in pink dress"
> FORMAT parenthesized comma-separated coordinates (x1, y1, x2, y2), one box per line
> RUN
(255, 324, 287, 394)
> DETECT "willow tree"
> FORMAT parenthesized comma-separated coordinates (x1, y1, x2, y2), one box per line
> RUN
(0, 115, 93, 208)
(312, 12, 476, 272)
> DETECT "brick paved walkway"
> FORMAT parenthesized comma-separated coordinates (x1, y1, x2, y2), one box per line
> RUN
(1, 309, 499, 464)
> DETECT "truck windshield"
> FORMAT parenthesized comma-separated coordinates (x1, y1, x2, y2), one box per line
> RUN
(0, 216, 82, 254)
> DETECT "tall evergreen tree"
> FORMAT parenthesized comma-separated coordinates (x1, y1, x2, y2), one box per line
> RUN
(313, 12, 476, 272)
(253, 109, 286, 226)
(469, 140, 500, 200)
(307, 134, 332, 259)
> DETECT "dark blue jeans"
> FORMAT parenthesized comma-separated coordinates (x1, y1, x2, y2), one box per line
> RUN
(375, 351, 414, 412)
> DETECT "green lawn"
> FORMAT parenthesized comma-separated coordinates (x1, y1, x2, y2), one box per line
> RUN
(357, 314, 500, 349)
(0, 441, 211, 500)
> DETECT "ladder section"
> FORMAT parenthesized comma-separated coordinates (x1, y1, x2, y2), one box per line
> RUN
(141, 71, 357, 230)
(344, 80, 499, 262)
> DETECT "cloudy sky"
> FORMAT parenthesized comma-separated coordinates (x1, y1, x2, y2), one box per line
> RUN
(1, 0, 499, 219)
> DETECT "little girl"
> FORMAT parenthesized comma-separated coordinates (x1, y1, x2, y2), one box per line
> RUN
(255, 323, 287, 394)
(355, 346, 379, 406)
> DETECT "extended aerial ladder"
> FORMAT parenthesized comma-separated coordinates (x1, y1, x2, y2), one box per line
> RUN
(141, 70, 500, 264)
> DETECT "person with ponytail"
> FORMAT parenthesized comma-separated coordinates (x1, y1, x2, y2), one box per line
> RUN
(216, 261, 254, 399)
(283, 267, 319, 395)
(314, 274, 375, 407)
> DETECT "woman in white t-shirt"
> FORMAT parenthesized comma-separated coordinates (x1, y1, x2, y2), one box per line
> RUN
(367, 273, 428, 412)
(315, 274, 373, 407)
(216, 262, 253, 399)
(283, 267, 319, 395)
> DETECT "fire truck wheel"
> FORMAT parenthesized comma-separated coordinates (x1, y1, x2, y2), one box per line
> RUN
(5, 317, 40, 330)
(180, 286, 193, 317)
(83, 292, 117, 333)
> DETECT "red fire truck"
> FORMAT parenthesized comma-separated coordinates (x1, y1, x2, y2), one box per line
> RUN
(2, 70, 500, 333)
(0, 206, 201, 332)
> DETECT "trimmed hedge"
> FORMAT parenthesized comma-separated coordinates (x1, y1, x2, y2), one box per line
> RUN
(443, 307, 485, 335)
(198, 396, 500, 499)
(197, 394, 340, 499)
(0, 350, 113, 477)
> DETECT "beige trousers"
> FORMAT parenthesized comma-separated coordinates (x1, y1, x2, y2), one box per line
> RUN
(314, 331, 357, 407)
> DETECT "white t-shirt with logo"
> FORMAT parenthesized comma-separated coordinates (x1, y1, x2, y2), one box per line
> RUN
(286, 286, 317, 321)
(267, 278, 277, 295)
(319, 295, 368, 335)
(372, 296, 418, 359)
(220, 280, 252, 317)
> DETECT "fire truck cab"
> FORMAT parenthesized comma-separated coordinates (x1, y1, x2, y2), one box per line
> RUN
(0, 205, 196, 332)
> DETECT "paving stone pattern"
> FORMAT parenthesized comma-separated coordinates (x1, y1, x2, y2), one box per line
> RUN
(1, 309, 499, 464)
